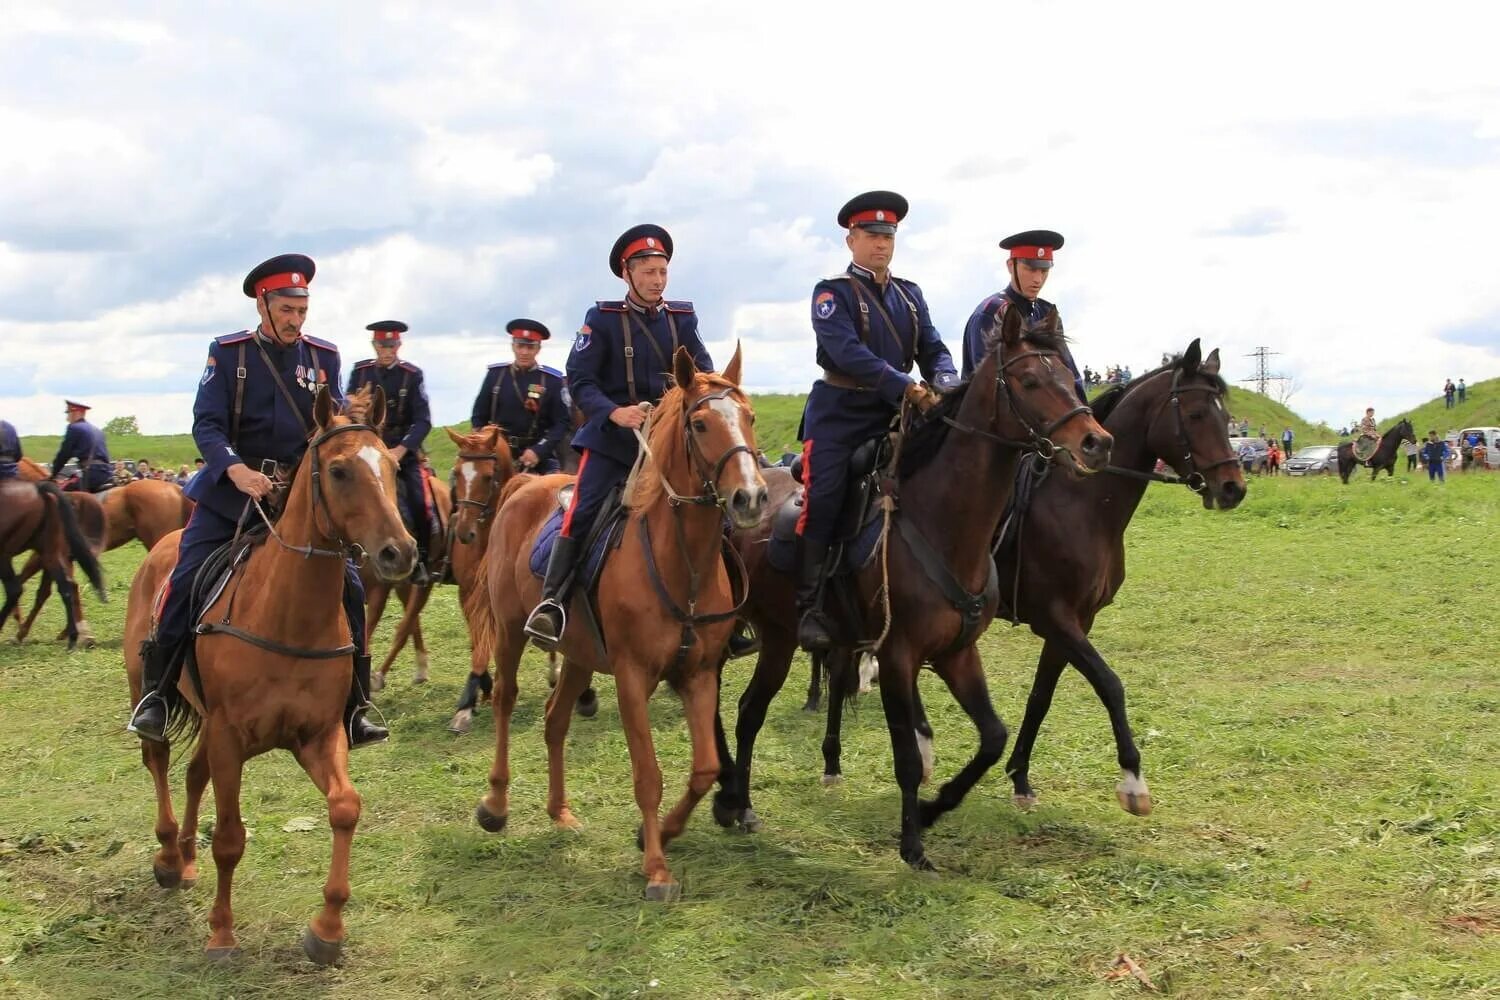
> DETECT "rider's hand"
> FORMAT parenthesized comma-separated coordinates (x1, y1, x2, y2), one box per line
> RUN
(903, 381, 942, 415)
(609, 405, 648, 429)
(519, 448, 540, 469)
(390, 444, 408, 463)
(226, 463, 274, 500)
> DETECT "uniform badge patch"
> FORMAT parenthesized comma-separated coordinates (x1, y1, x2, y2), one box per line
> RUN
(574, 324, 592, 352)
(815, 291, 837, 320)
(200, 354, 216, 386)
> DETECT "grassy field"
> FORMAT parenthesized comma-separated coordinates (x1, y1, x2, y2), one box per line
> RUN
(2, 464, 1497, 997)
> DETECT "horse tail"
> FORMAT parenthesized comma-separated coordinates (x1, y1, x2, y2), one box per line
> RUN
(463, 544, 497, 677)
(825, 648, 863, 709)
(37, 483, 107, 602)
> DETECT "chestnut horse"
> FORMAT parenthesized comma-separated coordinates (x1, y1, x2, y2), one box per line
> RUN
(466, 346, 766, 899)
(363, 470, 449, 690)
(8, 478, 188, 644)
(123, 387, 413, 963)
(713, 305, 1111, 870)
(0, 479, 106, 649)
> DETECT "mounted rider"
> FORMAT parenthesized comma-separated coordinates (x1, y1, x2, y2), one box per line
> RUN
(794, 190, 959, 653)
(51, 401, 113, 492)
(961, 230, 1086, 401)
(127, 254, 388, 749)
(470, 319, 571, 474)
(524, 225, 733, 650)
(0, 420, 21, 480)
(347, 320, 434, 585)
(1353, 407, 1380, 461)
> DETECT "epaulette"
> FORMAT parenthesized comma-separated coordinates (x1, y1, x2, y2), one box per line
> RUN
(539, 365, 564, 380)
(488, 360, 511, 369)
(823, 272, 853, 282)
(303, 334, 339, 352)
(664, 300, 694, 314)
(397, 360, 421, 373)
(216, 330, 253, 345)
(353, 358, 376, 369)
(596, 299, 628, 312)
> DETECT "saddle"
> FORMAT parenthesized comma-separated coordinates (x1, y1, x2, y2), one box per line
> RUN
(769, 435, 891, 576)
(528, 483, 630, 657)
(1352, 435, 1379, 463)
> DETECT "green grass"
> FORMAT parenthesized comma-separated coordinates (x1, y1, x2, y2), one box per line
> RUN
(1391, 377, 1500, 437)
(5, 433, 1498, 998)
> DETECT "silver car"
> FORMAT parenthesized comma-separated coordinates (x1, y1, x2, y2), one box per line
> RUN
(1284, 444, 1338, 476)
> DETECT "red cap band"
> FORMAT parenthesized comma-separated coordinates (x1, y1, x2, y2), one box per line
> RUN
(372, 330, 401, 344)
(253, 271, 310, 296)
(620, 235, 668, 264)
(511, 328, 545, 342)
(1008, 246, 1053, 262)
(847, 208, 901, 227)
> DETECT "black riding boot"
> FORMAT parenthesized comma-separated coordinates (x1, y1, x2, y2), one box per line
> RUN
(796, 538, 834, 653)
(346, 653, 389, 749)
(126, 639, 175, 743)
(525, 535, 581, 652)
(409, 538, 432, 587)
(727, 619, 760, 659)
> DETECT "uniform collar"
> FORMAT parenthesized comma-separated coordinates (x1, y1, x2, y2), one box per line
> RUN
(255, 325, 302, 350)
(1005, 285, 1043, 314)
(848, 261, 891, 286)
(625, 293, 664, 317)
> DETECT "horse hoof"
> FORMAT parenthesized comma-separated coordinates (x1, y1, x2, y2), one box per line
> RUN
(800, 697, 820, 713)
(77, 632, 97, 651)
(904, 853, 938, 875)
(1117, 788, 1154, 817)
(1013, 793, 1039, 811)
(447, 710, 472, 735)
(153, 864, 183, 889)
(576, 690, 598, 719)
(553, 810, 583, 832)
(204, 945, 241, 962)
(300, 926, 344, 967)
(370, 672, 386, 694)
(737, 808, 764, 834)
(643, 881, 682, 903)
(711, 797, 737, 829)
(821, 773, 843, 787)
(415, 653, 430, 684)
(475, 803, 508, 833)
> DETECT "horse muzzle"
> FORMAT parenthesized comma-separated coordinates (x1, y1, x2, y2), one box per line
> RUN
(371, 536, 417, 582)
(727, 483, 769, 530)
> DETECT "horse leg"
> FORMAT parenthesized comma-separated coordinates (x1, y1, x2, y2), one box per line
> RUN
(715, 628, 795, 833)
(366, 584, 391, 691)
(660, 667, 721, 848)
(12, 553, 44, 641)
(448, 670, 485, 734)
(144, 737, 186, 888)
(475, 630, 523, 833)
(802, 650, 823, 712)
(0, 563, 23, 641)
(917, 645, 1007, 830)
(56, 576, 92, 650)
(1051, 630, 1150, 815)
(1004, 640, 1069, 809)
(410, 614, 430, 684)
(615, 667, 675, 900)
(175, 741, 210, 887)
(47, 562, 79, 651)
(204, 730, 247, 958)
(295, 729, 362, 967)
(710, 659, 740, 826)
(821, 648, 852, 784)
(543, 657, 594, 830)
(875, 643, 932, 870)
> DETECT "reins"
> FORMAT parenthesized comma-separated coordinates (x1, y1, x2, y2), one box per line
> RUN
(1099, 367, 1237, 495)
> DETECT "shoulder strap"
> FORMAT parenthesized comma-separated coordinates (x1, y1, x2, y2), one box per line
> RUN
(842, 279, 878, 352)
(889, 281, 922, 372)
(232, 341, 248, 445)
(489, 369, 504, 426)
(254, 338, 313, 436)
(619, 311, 639, 405)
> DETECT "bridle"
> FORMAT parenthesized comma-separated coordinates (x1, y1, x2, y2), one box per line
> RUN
(636, 385, 757, 510)
(940, 341, 1096, 460)
(250, 421, 384, 565)
(1101, 367, 1238, 495)
(452, 449, 507, 525)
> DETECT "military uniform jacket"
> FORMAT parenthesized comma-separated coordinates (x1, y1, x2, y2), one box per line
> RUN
(347, 359, 431, 455)
(810, 263, 957, 410)
(470, 363, 569, 463)
(0, 419, 20, 478)
(961, 287, 1085, 399)
(566, 299, 714, 465)
(50, 418, 111, 475)
(186, 328, 344, 522)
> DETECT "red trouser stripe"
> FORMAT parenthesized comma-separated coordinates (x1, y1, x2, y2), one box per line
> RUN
(559, 449, 590, 537)
(795, 439, 813, 536)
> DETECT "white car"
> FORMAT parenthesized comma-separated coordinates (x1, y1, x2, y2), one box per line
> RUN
(1456, 426, 1500, 469)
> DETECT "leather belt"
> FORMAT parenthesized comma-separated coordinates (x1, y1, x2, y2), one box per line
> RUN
(820, 369, 868, 391)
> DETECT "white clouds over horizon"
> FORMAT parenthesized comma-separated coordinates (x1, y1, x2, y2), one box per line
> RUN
(3, 1, 1498, 436)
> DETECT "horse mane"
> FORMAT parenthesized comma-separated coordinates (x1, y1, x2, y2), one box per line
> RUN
(624, 372, 741, 510)
(1089, 354, 1229, 424)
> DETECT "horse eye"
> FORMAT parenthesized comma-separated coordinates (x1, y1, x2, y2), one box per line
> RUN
(1020, 375, 1040, 390)
(692, 419, 708, 433)
(330, 464, 349, 481)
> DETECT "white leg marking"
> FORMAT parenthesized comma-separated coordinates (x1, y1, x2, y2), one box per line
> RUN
(917, 730, 934, 785)
(858, 652, 878, 693)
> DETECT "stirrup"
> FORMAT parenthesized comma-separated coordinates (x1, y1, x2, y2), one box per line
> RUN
(524, 599, 566, 651)
(797, 610, 834, 653)
(126, 691, 169, 744)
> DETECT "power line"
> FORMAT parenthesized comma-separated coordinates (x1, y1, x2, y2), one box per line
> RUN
(1240, 346, 1284, 395)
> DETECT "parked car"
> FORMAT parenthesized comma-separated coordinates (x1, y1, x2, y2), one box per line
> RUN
(1457, 426, 1500, 469)
(1284, 444, 1338, 476)
(1229, 436, 1269, 474)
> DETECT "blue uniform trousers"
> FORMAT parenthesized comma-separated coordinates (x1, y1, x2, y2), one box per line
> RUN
(156, 503, 366, 657)
(559, 449, 632, 541)
(62, 466, 113, 493)
(797, 387, 894, 545)
(395, 457, 430, 550)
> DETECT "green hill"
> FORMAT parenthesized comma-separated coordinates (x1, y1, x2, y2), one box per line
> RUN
(1388, 377, 1500, 436)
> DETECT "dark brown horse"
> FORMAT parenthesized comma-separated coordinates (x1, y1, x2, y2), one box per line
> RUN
(466, 346, 766, 899)
(1337, 419, 1416, 483)
(124, 387, 413, 963)
(0, 479, 107, 650)
(713, 305, 1112, 869)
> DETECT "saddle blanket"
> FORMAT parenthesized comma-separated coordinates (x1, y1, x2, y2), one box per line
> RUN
(766, 491, 883, 576)
(528, 507, 622, 585)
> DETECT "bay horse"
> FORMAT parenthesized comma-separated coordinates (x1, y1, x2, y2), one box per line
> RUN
(8, 478, 189, 644)
(466, 346, 766, 900)
(0, 479, 106, 650)
(713, 304, 1112, 870)
(363, 469, 450, 690)
(1337, 419, 1415, 483)
(123, 386, 413, 963)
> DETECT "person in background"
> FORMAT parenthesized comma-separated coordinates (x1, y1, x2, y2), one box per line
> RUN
(1266, 440, 1281, 476)
(1403, 437, 1418, 472)
(134, 459, 151, 480)
(1419, 430, 1449, 482)
(1281, 426, 1293, 456)
(1457, 378, 1467, 404)
(0, 419, 21, 480)
(176, 464, 191, 485)
(51, 401, 113, 492)
(1443, 379, 1455, 408)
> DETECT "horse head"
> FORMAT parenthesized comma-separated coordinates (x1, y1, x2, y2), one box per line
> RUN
(1395, 418, 1417, 445)
(303, 385, 415, 581)
(974, 302, 1112, 472)
(1146, 340, 1246, 510)
(445, 425, 514, 544)
(630, 344, 767, 530)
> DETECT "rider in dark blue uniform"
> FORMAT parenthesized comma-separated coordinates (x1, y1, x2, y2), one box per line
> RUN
(961, 230, 1085, 400)
(127, 254, 387, 749)
(0, 419, 20, 479)
(795, 191, 958, 652)
(51, 401, 113, 492)
(470, 320, 570, 474)
(348, 320, 434, 584)
(523, 224, 716, 649)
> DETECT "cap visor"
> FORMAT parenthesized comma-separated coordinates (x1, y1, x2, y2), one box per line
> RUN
(1016, 258, 1054, 270)
(267, 287, 310, 298)
(856, 222, 898, 235)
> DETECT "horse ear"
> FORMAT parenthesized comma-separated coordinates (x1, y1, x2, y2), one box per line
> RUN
(997, 299, 1023, 347)
(444, 426, 465, 446)
(483, 424, 502, 453)
(368, 385, 387, 430)
(1202, 347, 1221, 376)
(314, 385, 335, 429)
(722, 341, 743, 387)
(672, 345, 697, 391)
(1182, 338, 1202, 373)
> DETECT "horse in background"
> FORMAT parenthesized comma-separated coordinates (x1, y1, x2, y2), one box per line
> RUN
(3, 462, 106, 648)
(123, 386, 413, 963)
(363, 466, 449, 690)
(1337, 419, 1415, 483)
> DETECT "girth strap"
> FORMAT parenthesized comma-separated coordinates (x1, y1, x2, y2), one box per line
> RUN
(194, 620, 356, 659)
(895, 511, 996, 655)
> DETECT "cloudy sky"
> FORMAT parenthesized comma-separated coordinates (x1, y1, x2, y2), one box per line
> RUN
(4, 1, 1497, 436)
